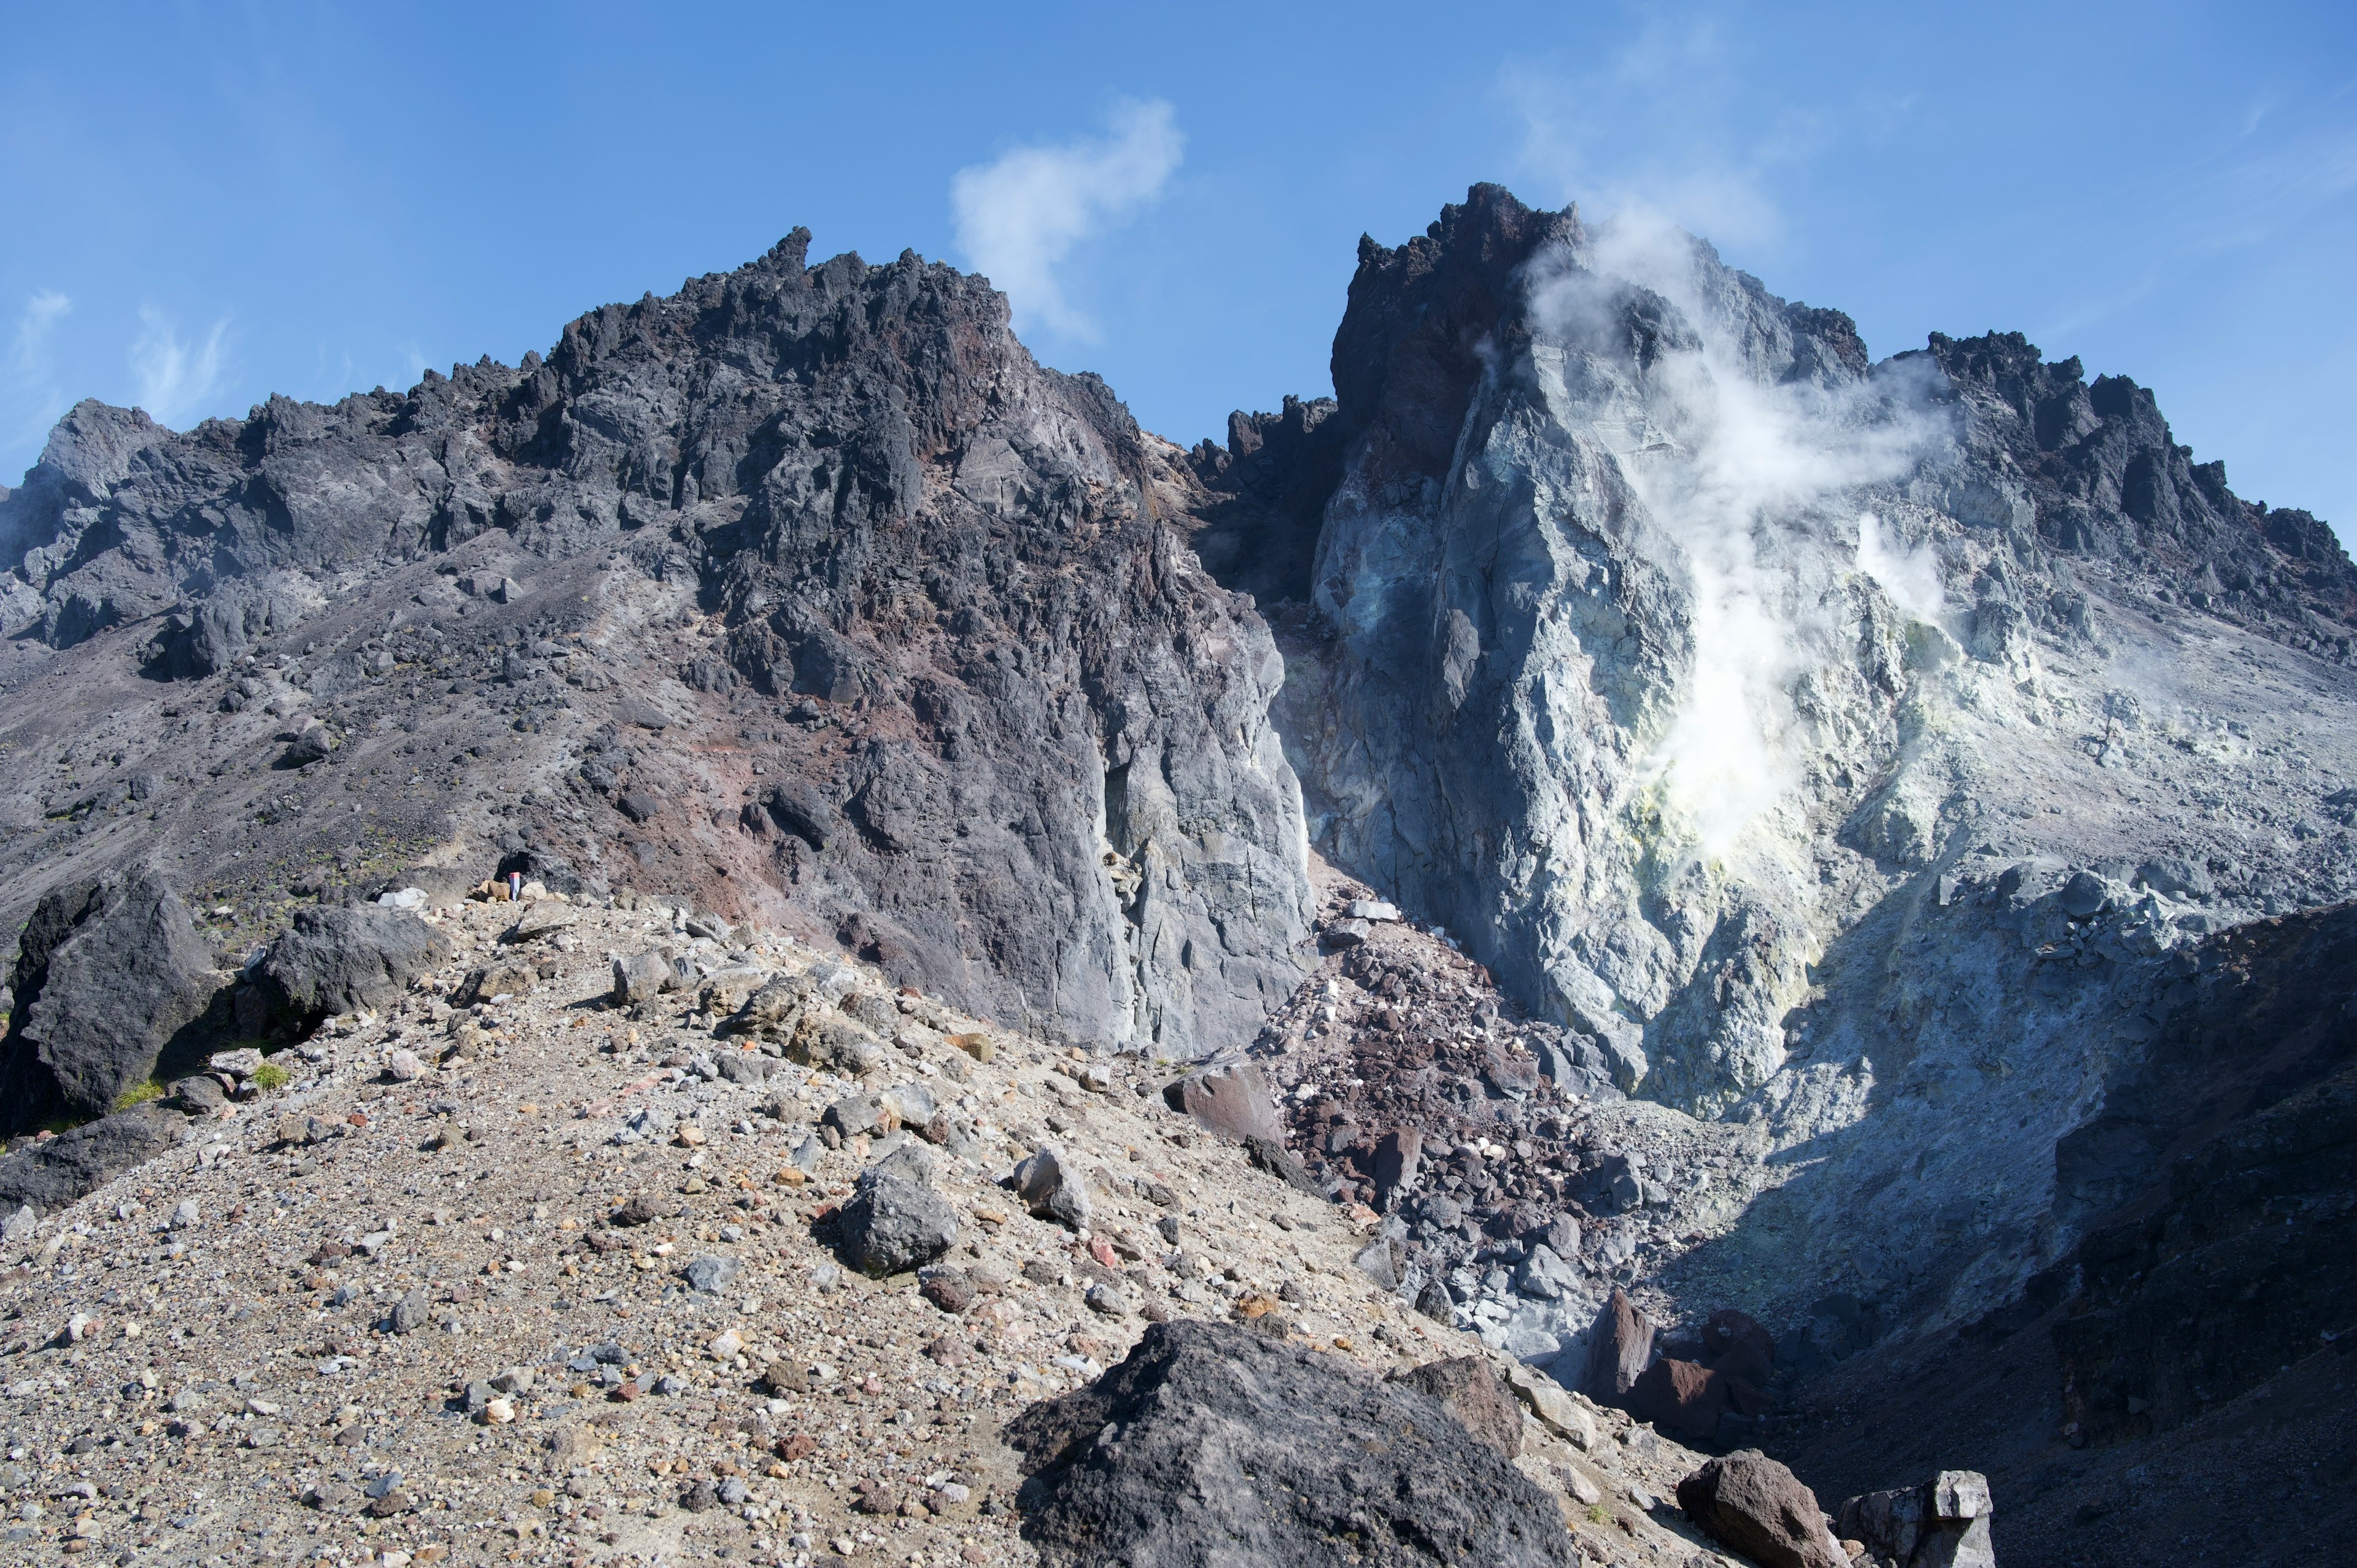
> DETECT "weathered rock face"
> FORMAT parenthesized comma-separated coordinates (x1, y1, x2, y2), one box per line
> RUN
(0, 231, 1312, 1061)
(1221, 183, 2357, 1348)
(1004, 1319, 1577, 1567)
(0, 866, 217, 1129)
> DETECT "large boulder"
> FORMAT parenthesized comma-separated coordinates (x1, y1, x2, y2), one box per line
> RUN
(1371, 1126, 1423, 1209)
(0, 1105, 184, 1214)
(0, 866, 217, 1129)
(835, 1148, 958, 1276)
(1579, 1287, 1654, 1403)
(256, 903, 451, 1021)
(1010, 1143, 1091, 1230)
(1624, 1358, 1740, 1446)
(1005, 1319, 1577, 1567)
(1162, 1061, 1282, 1143)
(1676, 1450, 1847, 1568)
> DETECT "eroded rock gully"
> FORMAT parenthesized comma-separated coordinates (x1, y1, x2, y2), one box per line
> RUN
(2, 183, 2354, 1565)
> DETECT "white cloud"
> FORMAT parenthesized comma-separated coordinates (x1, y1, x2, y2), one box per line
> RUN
(951, 98, 1184, 342)
(1503, 20, 1854, 255)
(129, 305, 233, 430)
(2, 290, 73, 468)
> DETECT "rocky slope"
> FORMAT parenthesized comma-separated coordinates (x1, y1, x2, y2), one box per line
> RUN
(0, 230, 1312, 1065)
(0, 890, 1784, 1567)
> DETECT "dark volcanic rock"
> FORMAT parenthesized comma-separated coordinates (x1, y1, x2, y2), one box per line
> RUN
(0, 865, 217, 1129)
(0, 1106, 184, 1213)
(1676, 1450, 1846, 1568)
(835, 1161, 958, 1277)
(1004, 1319, 1576, 1567)
(0, 230, 1313, 1062)
(256, 903, 452, 1022)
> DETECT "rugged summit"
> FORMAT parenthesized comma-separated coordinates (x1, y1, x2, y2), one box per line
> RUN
(1198, 185, 2357, 1337)
(0, 230, 1312, 1060)
(4, 185, 2355, 1565)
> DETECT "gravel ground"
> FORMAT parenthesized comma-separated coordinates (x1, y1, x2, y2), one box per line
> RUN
(0, 894, 1743, 1568)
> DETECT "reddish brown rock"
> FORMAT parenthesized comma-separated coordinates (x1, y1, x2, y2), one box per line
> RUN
(1579, 1287, 1654, 1403)
(1163, 1062, 1282, 1143)
(1676, 1450, 1846, 1568)
(1625, 1358, 1725, 1443)
(1388, 1356, 1522, 1459)
(1704, 1307, 1777, 1385)
(1371, 1127, 1423, 1208)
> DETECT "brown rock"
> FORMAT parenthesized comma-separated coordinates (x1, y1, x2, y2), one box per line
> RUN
(1704, 1307, 1777, 1385)
(1624, 1358, 1732, 1445)
(1162, 1062, 1282, 1143)
(920, 1269, 975, 1314)
(1371, 1127, 1423, 1208)
(1389, 1356, 1522, 1459)
(1579, 1288, 1654, 1404)
(1676, 1450, 1845, 1568)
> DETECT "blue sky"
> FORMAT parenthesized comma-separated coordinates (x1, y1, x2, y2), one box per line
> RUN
(4, 1, 2352, 538)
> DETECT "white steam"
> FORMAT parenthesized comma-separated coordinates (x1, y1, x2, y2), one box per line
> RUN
(1528, 209, 1941, 857)
(1857, 511, 1946, 624)
(951, 99, 1183, 342)
(130, 306, 232, 431)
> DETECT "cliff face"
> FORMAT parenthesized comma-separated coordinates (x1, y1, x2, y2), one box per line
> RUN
(1218, 185, 2357, 1338)
(0, 232, 1312, 1059)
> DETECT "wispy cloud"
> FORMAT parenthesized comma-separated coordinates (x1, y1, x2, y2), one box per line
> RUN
(3, 290, 74, 467)
(129, 305, 233, 430)
(951, 98, 1185, 342)
(1504, 21, 1827, 253)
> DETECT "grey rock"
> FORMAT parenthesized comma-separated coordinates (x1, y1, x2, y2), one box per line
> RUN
(0, 865, 217, 1128)
(1005, 1319, 1574, 1566)
(836, 1164, 958, 1277)
(257, 904, 451, 1021)
(1242, 1133, 1320, 1193)
(1, 230, 1313, 1066)
(822, 1094, 891, 1138)
(1352, 1235, 1405, 1292)
(1836, 1471, 1995, 1568)
(683, 1254, 740, 1294)
(1010, 1144, 1091, 1230)
(2060, 870, 2110, 919)
(610, 951, 673, 1005)
(1515, 1244, 1579, 1300)
(389, 1289, 428, 1335)
(0, 1107, 180, 1213)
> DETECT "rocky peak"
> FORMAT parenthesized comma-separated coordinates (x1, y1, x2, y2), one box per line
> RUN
(0, 229, 1313, 1062)
(1910, 329, 2356, 635)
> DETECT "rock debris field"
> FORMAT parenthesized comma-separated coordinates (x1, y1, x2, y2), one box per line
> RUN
(0, 891, 1789, 1568)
